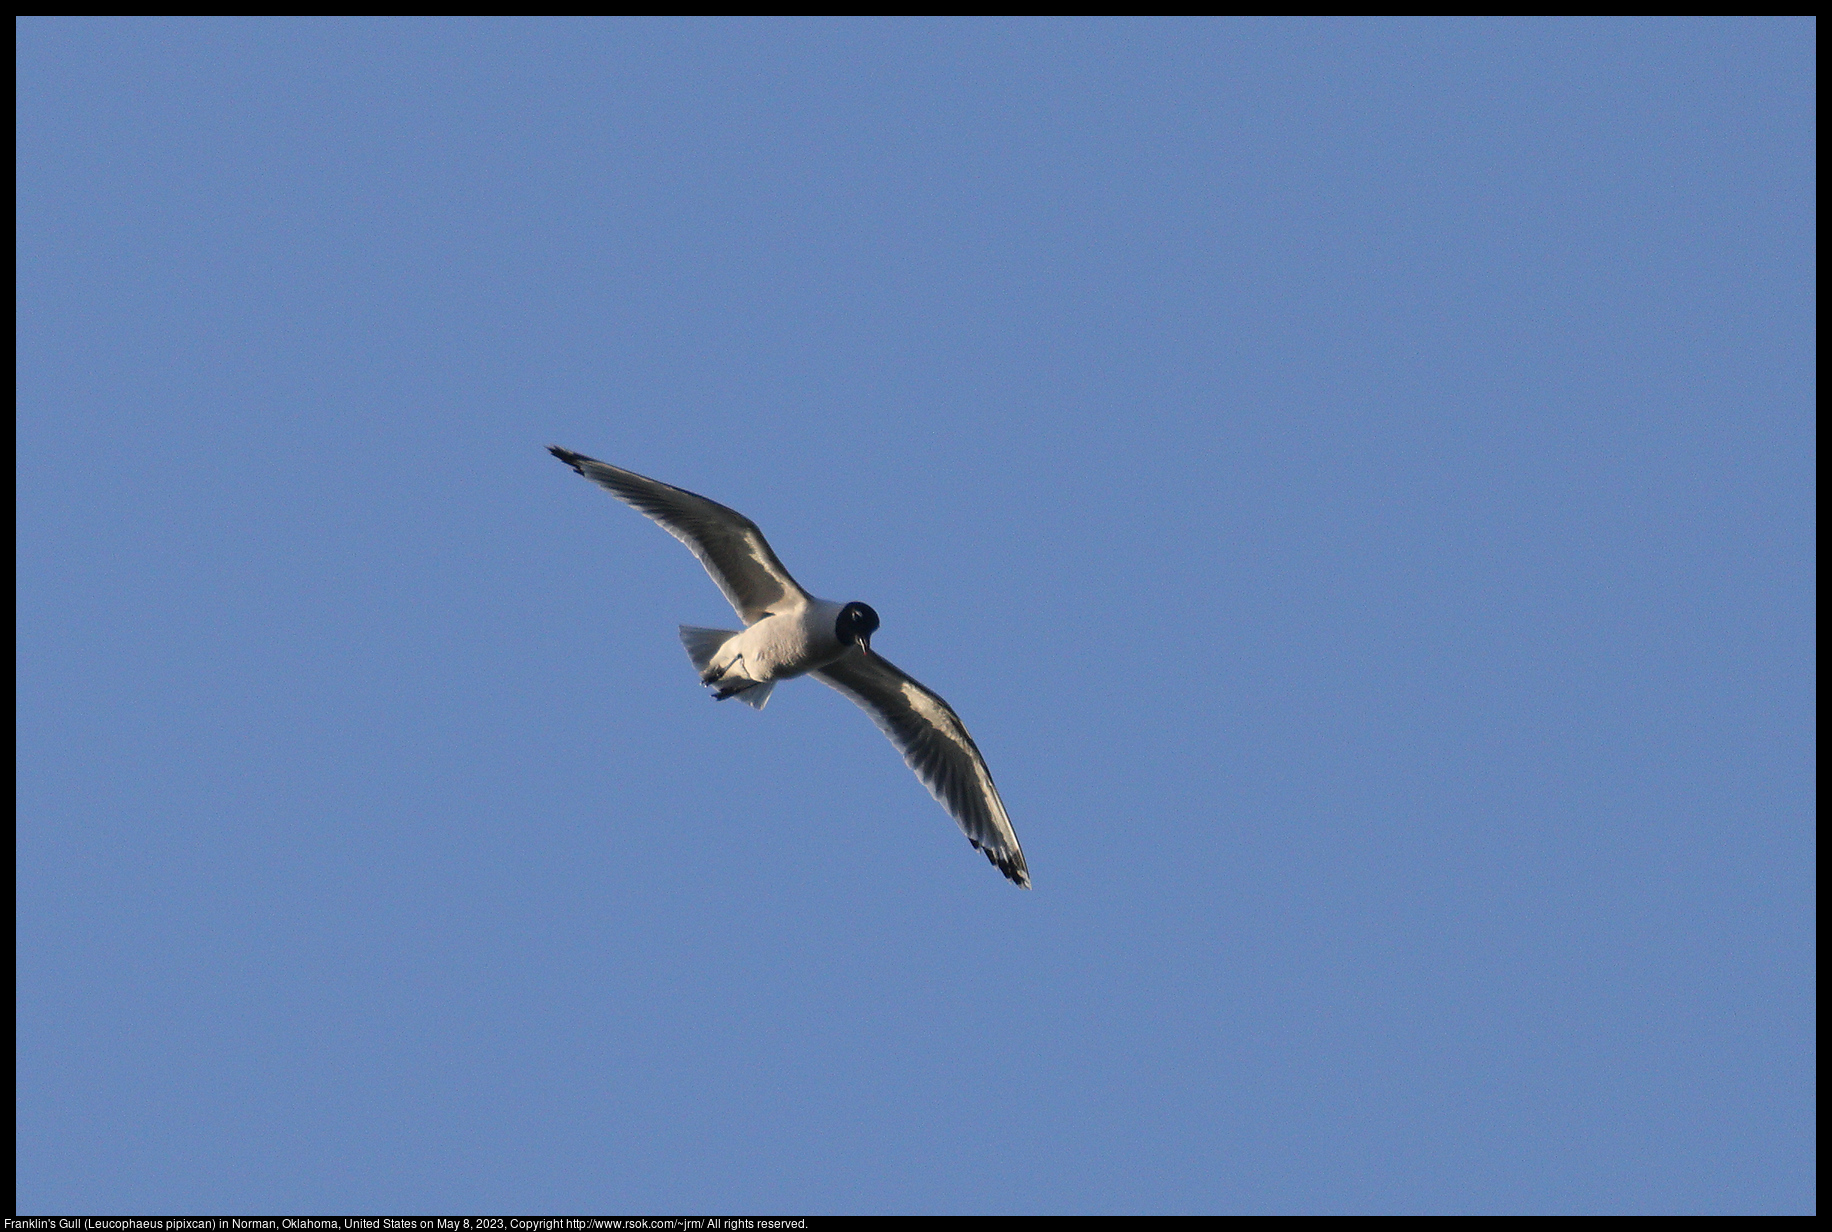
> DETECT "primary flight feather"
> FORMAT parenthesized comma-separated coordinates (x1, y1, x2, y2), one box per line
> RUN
(549, 446, 1030, 888)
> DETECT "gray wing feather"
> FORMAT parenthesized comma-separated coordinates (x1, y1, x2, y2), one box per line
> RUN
(815, 649, 1030, 888)
(549, 447, 806, 624)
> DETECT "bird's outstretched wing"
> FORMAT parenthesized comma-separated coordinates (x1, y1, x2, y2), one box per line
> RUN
(815, 648, 1029, 888)
(549, 447, 807, 624)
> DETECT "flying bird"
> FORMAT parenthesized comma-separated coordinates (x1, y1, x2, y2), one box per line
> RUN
(549, 446, 1030, 888)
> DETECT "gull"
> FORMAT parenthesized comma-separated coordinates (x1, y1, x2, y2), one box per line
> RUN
(549, 446, 1030, 888)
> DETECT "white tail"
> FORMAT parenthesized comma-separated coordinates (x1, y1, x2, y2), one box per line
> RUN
(728, 680, 775, 710)
(678, 625, 738, 676)
(678, 625, 776, 710)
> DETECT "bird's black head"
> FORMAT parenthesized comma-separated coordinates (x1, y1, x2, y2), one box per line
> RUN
(836, 602, 880, 655)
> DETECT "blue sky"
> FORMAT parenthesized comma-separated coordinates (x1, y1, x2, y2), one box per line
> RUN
(16, 18, 1814, 1214)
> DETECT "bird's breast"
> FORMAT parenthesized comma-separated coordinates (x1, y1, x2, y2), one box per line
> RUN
(738, 603, 847, 681)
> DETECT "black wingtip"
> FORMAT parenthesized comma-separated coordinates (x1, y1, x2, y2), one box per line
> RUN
(547, 445, 592, 474)
(980, 845, 1032, 889)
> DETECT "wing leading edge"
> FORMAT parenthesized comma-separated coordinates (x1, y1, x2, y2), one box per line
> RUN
(549, 446, 806, 624)
(816, 648, 1030, 888)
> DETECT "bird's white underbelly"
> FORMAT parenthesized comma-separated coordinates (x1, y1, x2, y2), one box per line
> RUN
(727, 603, 846, 682)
